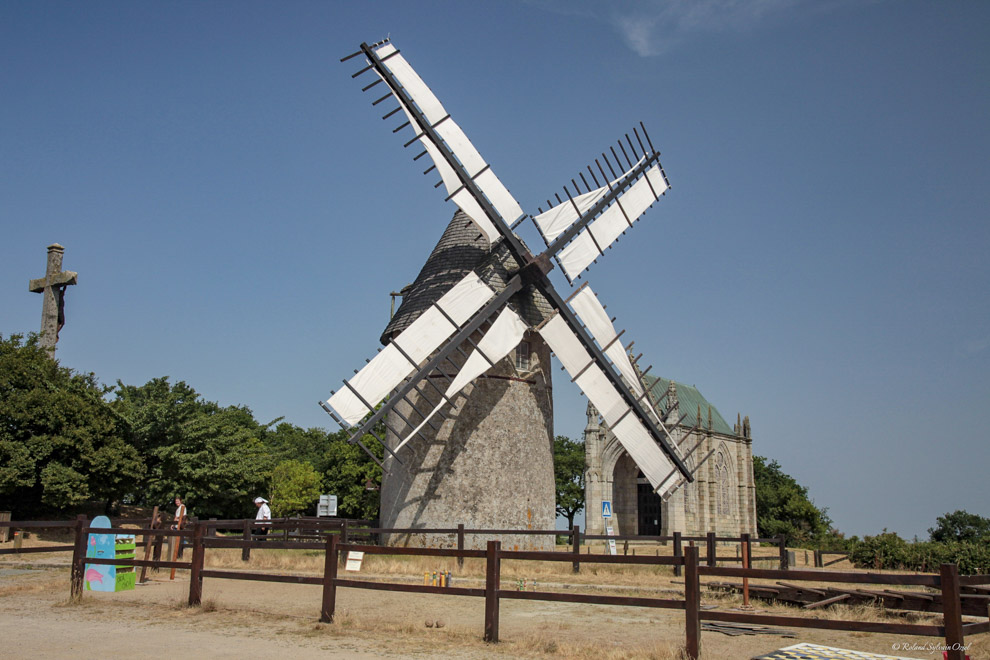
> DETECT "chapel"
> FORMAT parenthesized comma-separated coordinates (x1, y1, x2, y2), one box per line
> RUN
(583, 376, 757, 538)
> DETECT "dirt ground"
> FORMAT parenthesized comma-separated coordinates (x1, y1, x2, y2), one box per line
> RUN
(2, 545, 987, 660)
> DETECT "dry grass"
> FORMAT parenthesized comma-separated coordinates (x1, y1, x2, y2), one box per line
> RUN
(506, 633, 692, 659)
(299, 607, 696, 659)
(0, 575, 64, 598)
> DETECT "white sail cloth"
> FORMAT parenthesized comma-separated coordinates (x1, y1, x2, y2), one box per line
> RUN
(531, 156, 644, 244)
(326, 273, 495, 426)
(372, 43, 524, 243)
(538, 314, 682, 498)
(555, 165, 668, 280)
(393, 305, 528, 453)
(569, 286, 670, 430)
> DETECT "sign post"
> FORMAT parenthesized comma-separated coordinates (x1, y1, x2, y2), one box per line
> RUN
(602, 500, 616, 556)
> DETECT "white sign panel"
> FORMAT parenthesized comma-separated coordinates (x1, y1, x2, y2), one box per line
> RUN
(344, 551, 364, 572)
(605, 524, 617, 556)
(318, 494, 338, 517)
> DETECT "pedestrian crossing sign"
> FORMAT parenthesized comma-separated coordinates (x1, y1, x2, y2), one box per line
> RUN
(602, 501, 612, 518)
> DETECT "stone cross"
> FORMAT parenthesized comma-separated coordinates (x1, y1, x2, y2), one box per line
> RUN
(28, 243, 77, 356)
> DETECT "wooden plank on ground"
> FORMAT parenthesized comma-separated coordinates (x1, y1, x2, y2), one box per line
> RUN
(802, 593, 851, 609)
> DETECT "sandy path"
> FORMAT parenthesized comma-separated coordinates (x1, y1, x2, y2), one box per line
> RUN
(1, 560, 984, 659)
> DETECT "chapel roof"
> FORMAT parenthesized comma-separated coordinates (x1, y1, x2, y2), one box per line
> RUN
(644, 375, 735, 436)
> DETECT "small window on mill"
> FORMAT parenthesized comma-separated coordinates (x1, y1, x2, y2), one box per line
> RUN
(515, 341, 531, 371)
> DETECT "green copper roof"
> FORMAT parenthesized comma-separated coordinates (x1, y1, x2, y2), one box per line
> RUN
(643, 375, 735, 436)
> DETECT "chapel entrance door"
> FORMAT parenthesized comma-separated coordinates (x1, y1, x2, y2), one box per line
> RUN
(636, 472, 662, 535)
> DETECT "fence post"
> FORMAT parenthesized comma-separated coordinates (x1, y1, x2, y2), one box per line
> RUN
(706, 532, 716, 568)
(208, 517, 217, 537)
(338, 520, 349, 567)
(177, 516, 195, 559)
(571, 524, 581, 574)
(69, 514, 87, 601)
(741, 532, 752, 568)
(138, 506, 160, 584)
(152, 519, 164, 566)
(673, 531, 683, 577)
(320, 534, 338, 623)
(777, 535, 788, 570)
(187, 522, 205, 606)
(741, 533, 750, 607)
(940, 563, 965, 660)
(684, 545, 701, 660)
(484, 540, 501, 643)
(457, 523, 465, 569)
(241, 519, 251, 562)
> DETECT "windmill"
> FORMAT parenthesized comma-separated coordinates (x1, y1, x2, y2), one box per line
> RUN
(322, 39, 712, 544)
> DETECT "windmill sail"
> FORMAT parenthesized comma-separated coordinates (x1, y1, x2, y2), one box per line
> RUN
(532, 157, 644, 243)
(326, 272, 496, 425)
(568, 285, 672, 426)
(362, 43, 524, 243)
(539, 313, 681, 498)
(393, 305, 528, 452)
(333, 39, 695, 491)
(553, 163, 668, 280)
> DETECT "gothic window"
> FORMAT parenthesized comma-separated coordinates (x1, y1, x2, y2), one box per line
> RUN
(714, 451, 731, 516)
(515, 340, 531, 371)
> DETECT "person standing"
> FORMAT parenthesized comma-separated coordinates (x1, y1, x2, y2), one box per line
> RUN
(169, 496, 187, 574)
(254, 497, 271, 537)
(171, 496, 187, 530)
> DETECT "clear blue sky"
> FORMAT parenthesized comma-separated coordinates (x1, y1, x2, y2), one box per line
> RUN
(2, 1, 987, 540)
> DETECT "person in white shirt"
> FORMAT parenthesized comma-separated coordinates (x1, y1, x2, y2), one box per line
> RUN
(171, 496, 187, 530)
(254, 497, 271, 537)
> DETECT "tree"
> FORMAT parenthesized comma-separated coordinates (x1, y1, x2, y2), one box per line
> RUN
(269, 459, 322, 517)
(262, 421, 332, 467)
(0, 333, 144, 516)
(928, 510, 990, 543)
(753, 455, 832, 546)
(553, 435, 585, 528)
(319, 428, 382, 520)
(112, 377, 271, 518)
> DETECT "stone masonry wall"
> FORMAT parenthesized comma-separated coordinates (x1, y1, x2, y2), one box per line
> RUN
(381, 331, 555, 551)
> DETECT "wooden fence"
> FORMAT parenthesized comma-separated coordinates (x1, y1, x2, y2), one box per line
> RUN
(1, 517, 984, 659)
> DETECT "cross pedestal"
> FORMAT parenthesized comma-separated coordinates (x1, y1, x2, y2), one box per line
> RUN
(28, 243, 77, 355)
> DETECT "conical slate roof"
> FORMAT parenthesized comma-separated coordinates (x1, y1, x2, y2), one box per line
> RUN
(381, 211, 553, 344)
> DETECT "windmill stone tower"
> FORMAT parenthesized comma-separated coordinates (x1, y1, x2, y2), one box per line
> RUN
(379, 212, 556, 550)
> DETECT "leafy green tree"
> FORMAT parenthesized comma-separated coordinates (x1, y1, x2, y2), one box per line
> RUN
(320, 428, 382, 520)
(0, 333, 144, 516)
(112, 377, 271, 518)
(269, 459, 322, 517)
(553, 435, 585, 528)
(848, 530, 909, 570)
(928, 510, 990, 543)
(262, 421, 332, 467)
(753, 455, 832, 546)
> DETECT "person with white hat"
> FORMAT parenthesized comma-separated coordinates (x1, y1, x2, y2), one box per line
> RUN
(254, 497, 271, 537)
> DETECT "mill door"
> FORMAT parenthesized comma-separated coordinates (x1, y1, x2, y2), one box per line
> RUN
(637, 472, 662, 536)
